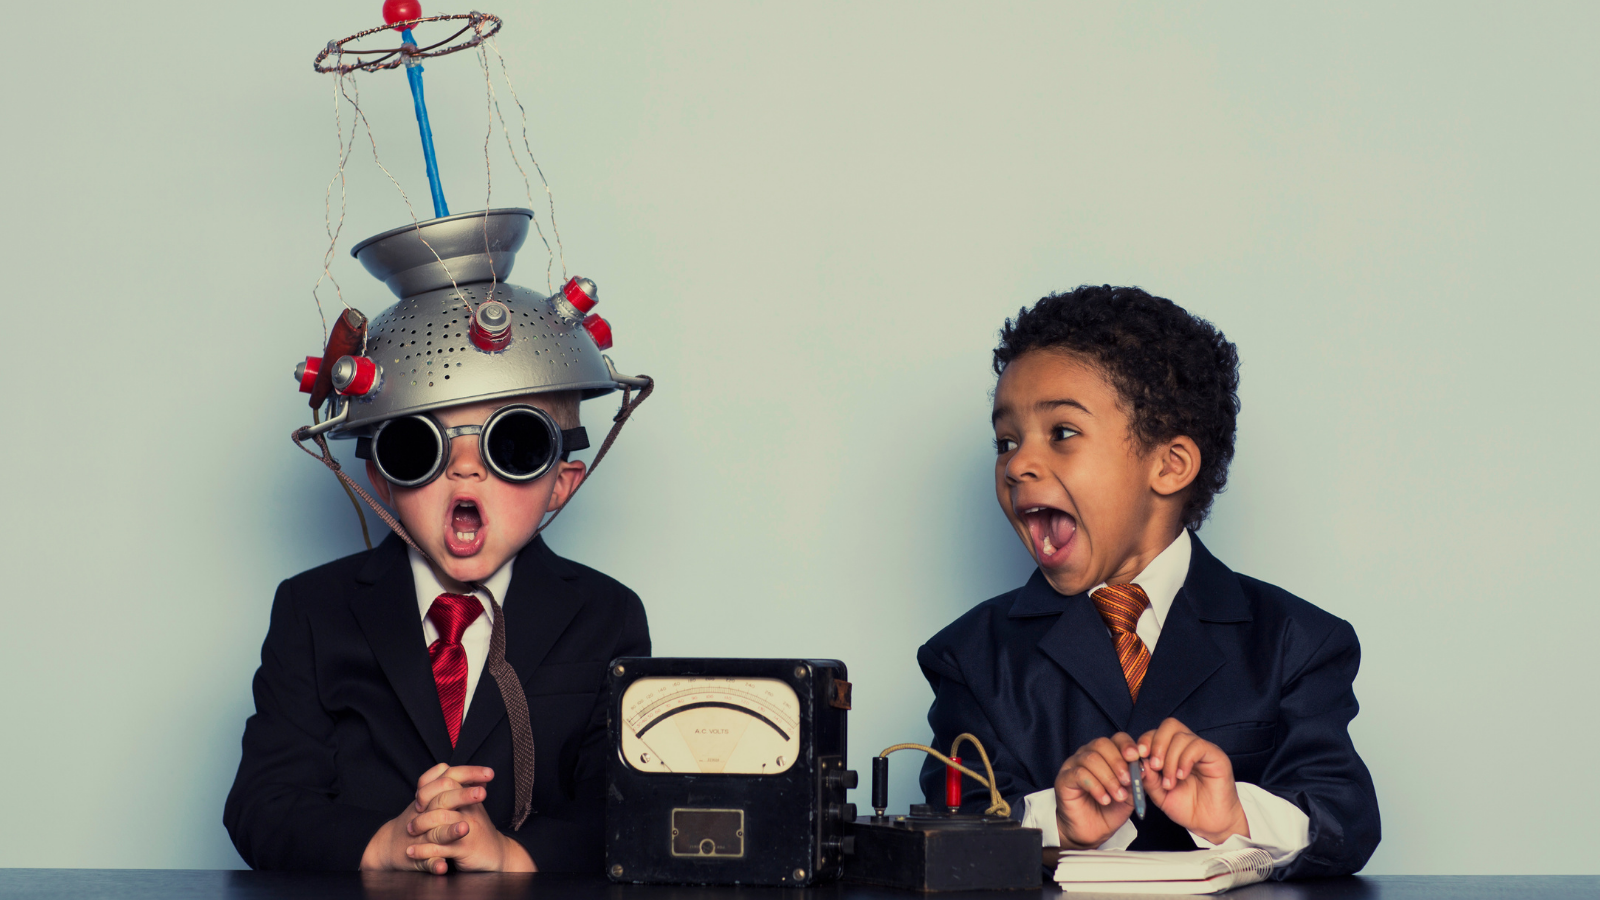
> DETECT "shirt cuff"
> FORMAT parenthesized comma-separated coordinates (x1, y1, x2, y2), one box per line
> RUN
(1187, 782, 1311, 866)
(1020, 788, 1138, 851)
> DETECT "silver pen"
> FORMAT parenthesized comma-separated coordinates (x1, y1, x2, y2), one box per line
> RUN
(1129, 759, 1146, 820)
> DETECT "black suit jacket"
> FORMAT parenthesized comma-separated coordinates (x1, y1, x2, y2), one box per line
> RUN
(224, 535, 649, 872)
(917, 535, 1378, 879)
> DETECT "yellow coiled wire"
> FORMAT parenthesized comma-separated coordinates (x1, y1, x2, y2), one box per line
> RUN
(877, 732, 1011, 818)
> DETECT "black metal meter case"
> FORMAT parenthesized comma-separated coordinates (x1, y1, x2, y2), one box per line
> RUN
(604, 657, 858, 886)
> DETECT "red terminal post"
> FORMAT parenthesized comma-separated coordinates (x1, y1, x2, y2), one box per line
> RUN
(469, 300, 514, 351)
(553, 276, 598, 319)
(294, 356, 321, 394)
(330, 355, 379, 397)
(581, 314, 613, 351)
(945, 756, 963, 811)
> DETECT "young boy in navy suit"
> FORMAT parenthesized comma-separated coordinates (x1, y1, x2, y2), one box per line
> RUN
(919, 286, 1379, 879)
(225, 219, 651, 874)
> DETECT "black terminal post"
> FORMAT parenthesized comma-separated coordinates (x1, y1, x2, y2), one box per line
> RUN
(871, 755, 890, 817)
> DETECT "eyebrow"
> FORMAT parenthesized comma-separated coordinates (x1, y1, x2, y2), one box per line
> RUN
(1039, 399, 1093, 416)
(991, 398, 1093, 424)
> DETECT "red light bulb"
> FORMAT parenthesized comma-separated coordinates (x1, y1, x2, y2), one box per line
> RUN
(582, 314, 613, 351)
(382, 0, 422, 29)
(294, 356, 321, 394)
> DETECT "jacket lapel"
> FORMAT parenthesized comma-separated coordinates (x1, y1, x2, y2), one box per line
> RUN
(350, 535, 454, 763)
(1020, 571, 1137, 728)
(1129, 535, 1251, 735)
(452, 537, 588, 763)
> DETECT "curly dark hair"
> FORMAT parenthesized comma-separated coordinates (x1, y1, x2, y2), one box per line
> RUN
(993, 285, 1241, 529)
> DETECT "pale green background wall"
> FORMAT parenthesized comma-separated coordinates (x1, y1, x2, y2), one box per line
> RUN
(1, 0, 1594, 873)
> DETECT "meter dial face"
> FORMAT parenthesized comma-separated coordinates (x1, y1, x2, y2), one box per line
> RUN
(621, 677, 801, 775)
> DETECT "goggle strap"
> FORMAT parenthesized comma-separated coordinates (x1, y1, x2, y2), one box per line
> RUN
(562, 427, 589, 453)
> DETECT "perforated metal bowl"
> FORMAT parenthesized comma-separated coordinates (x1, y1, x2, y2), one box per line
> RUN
(323, 209, 633, 439)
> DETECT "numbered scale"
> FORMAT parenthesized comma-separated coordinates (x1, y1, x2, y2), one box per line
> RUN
(605, 658, 857, 886)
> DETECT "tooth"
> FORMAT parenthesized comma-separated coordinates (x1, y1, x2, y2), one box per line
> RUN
(1042, 535, 1056, 555)
(456, 531, 476, 541)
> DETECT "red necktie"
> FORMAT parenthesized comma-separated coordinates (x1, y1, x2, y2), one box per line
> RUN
(427, 593, 484, 746)
(1090, 584, 1152, 703)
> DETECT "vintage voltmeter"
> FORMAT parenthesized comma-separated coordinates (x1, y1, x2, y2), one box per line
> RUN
(604, 658, 858, 886)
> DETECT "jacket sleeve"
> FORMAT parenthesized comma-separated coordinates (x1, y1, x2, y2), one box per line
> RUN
(916, 642, 1041, 816)
(223, 580, 393, 870)
(1264, 619, 1381, 880)
(502, 588, 651, 872)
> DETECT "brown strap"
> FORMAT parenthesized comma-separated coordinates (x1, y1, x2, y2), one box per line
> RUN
(481, 590, 536, 829)
(532, 376, 654, 537)
(292, 428, 426, 555)
(291, 376, 654, 832)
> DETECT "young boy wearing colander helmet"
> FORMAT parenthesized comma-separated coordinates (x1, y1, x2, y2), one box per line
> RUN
(224, 210, 652, 874)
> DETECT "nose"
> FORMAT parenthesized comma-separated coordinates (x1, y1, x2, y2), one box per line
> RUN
(446, 434, 487, 481)
(1003, 437, 1044, 485)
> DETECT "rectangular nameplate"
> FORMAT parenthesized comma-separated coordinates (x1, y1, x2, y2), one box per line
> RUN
(670, 808, 745, 858)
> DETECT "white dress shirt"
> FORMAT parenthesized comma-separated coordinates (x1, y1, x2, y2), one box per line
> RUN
(408, 549, 515, 721)
(1019, 529, 1311, 866)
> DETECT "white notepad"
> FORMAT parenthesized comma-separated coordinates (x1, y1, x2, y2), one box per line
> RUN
(1054, 847, 1274, 894)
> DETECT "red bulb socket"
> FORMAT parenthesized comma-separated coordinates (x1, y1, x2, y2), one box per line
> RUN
(582, 314, 613, 351)
(331, 355, 379, 396)
(945, 757, 963, 809)
(469, 301, 514, 352)
(295, 355, 321, 394)
(561, 277, 598, 314)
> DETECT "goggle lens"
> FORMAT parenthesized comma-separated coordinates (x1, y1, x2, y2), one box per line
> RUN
(372, 416, 443, 485)
(485, 409, 555, 479)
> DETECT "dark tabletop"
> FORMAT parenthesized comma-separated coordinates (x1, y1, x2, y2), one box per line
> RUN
(0, 871, 1594, 900)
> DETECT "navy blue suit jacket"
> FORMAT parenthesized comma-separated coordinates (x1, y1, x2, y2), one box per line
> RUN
(224, 535, 649, 872)
(917, 535, 1379, 879)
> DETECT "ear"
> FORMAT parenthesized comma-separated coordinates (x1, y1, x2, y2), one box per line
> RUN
(1149, 435, 1201, 498)
(545, 459, 588, 512)
(365, 459, 394, 506)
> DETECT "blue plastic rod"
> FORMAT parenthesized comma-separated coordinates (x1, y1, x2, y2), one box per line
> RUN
(401, 28, 449, 218)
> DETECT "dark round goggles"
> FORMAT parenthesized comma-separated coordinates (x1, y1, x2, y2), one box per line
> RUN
(355, 404, 590, 488)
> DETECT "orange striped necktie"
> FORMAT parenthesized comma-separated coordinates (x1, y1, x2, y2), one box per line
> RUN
(1090, 584, 1152, 703)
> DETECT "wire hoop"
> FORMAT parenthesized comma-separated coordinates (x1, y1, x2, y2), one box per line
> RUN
(314, 12, 502, 75)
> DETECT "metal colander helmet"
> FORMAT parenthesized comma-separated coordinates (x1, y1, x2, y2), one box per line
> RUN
(294, 208, 648, 440)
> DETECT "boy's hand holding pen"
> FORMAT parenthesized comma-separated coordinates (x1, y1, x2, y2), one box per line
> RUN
(1053, 717, 1250, 851)
(1052, 733, 1146, 850)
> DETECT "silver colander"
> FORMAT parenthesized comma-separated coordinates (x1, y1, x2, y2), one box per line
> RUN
(306, 208, 644, 439)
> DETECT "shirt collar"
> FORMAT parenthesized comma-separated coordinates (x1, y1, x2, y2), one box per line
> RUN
(408, 548, 515, 623)
(1087, 529, 1191, 628)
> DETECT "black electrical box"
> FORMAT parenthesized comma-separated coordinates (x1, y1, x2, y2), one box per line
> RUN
(604, 657, 857, 886)
(845, 806, 1043, 892)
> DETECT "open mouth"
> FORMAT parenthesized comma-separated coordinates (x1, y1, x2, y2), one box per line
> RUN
(445, 498, 487, 556)
(1018, 505, 1076, 567)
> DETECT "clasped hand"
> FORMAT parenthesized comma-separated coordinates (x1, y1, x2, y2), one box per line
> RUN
(1053, 717, 1250, 850)
(360, 763, 536, 874)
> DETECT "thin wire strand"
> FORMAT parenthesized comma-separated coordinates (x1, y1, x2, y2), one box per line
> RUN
(339, 60, 477, 325)
(477, 40, 500, 306)
(309, 50, 361, 345)
(486, 35, 565, 288)
(480, 41, 548, 292)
